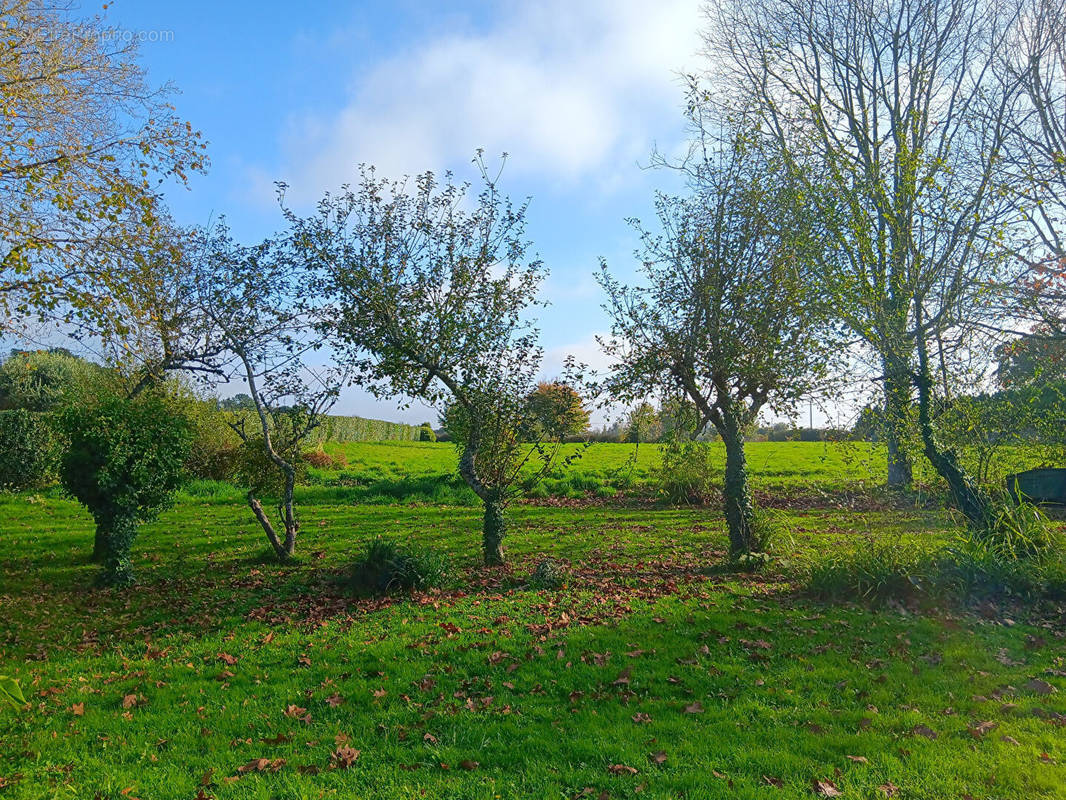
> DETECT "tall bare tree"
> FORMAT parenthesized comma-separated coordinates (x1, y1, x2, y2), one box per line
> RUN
(703, 0, 1024, 525)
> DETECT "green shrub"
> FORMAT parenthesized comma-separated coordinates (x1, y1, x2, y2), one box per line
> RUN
(231, 437, 309, 499)
(58, 395, 191, 586)
(349, 538, 449, 595)
(176, 394, 243, 481)
(0, 349, 112, 411)
(418, 423, 437, 442)
(528, 557, 568, 590)
(657, 440, 717, 504)
(804, 517, 1066, 604)
(0, 409, 60, 491)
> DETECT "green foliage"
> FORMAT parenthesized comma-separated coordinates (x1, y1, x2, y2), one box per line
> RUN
(806, 508, 1065, 605)
(349, 538, 449, 595)
(805, 539, 935, 602)
(0, 674, 26, 709)
(307, 414, 420, 443)
(232, 436, 309, 499)
(657, 439, 717, 504)
(0, 409, 60, 491)
(0, 349, 111, 411)
(624, 402, 661, 443)
(526, 382, 589, 440)
(418, 423, 437, 442)
(172, 392, 243, 481)
(996, 329, 1066, 387)
(58, 394, 191, 584)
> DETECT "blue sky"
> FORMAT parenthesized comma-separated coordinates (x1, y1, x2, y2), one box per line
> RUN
(97, 1, 709, 423)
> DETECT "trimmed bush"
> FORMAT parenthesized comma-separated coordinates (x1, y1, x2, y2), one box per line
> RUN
(0, 409, 59, 491)
(58, 395, 191, 586)
(418, 423, 437, 442)
(307, 415, 420, 443)
(349, 538, 449, 595)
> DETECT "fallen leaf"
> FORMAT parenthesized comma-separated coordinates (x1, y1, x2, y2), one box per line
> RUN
(683, 702, 704, 714)
(970, 721, 997, 738)
(910, 724, 937, 739)
(607, 764, 638, 776)
(70, 702, 84, 716)
(648, 751, 667, 766)
(330, 746, 360, 769)
(1024, 679, 1056, 695)
(878, 783, 899, 797)
(845, 755, 868, 764)
(237, 758, 285, 774)
(459, 760, 479, 771)
(812, 778, 842, 797)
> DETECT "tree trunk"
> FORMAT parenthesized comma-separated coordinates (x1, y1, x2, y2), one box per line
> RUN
(914, 333, 994, 531)
(92, 526, 107, 562)
(247, 491, 293, 560)
(97, 514, 138, 586)
(482, 496, 506, 567)
(882, 360, 913, 490)
(721, 416, 757, 556)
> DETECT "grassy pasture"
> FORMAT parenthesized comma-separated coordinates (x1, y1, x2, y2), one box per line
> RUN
(1, 443, 1064, 799)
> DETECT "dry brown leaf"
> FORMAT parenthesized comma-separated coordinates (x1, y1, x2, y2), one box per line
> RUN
(812, 778, 842, 797)
(330, 746, 360, 769)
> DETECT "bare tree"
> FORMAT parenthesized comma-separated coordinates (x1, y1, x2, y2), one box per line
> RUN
(193, 226, 342, 561)
(703, 0, 1025, 526)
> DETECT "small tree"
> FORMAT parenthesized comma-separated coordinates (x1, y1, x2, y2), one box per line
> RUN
(303, 159, 554, 566)
(623, 402, 662, 444)
(599, 134, 833, 555)
(526, 381, 590, 440)
(58, 394, 190, 585)
(193, 226, 342, 561)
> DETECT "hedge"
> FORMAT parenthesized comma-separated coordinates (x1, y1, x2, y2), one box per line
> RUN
(307, 415, 421, 443)
(0, 409, 61, 491)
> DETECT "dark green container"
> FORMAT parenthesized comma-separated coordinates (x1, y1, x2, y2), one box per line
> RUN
(1006, 468, 1066, 506)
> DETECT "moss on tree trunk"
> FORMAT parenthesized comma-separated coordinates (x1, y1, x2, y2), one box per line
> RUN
(482, 497, 506, 567)
(96, 514, 138, 586)
(721, 418, 757, 556)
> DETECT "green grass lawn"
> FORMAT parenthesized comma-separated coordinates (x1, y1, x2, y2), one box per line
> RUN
(2, 469, 1065, 799)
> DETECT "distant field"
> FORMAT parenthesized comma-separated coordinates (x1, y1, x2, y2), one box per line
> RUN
(288, 441, 891, 504)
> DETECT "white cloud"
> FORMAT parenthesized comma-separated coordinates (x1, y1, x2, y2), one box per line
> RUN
(259, 0, 703, 203)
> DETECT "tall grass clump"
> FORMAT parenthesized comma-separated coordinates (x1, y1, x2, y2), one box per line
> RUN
(806, 500, 1066, 604)
(349, 538, 449, 596)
